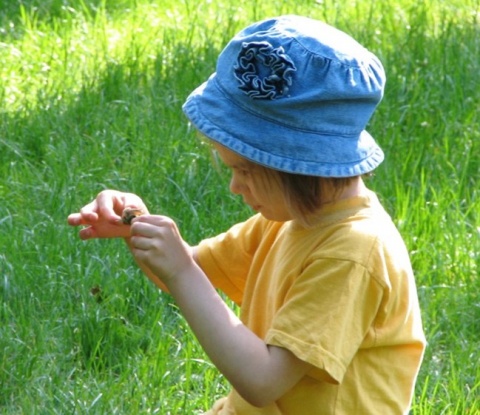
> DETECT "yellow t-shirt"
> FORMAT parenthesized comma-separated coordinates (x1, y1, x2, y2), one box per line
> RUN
(197, 191, 426, 415)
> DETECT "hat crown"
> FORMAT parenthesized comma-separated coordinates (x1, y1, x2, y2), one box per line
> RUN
(216, 15, 385, 136)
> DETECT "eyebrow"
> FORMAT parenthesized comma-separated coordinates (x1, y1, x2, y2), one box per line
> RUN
(231, 161, 252, 169)
(212, 149, 251, 169)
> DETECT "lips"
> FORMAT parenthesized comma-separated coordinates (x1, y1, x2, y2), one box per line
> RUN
(244, 199, 259, 210)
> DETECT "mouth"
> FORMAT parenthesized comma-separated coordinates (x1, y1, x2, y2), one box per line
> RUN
(243, 198, 261, 211)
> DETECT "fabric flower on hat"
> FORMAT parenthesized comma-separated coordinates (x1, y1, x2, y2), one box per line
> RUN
(234, 41, 296, 100)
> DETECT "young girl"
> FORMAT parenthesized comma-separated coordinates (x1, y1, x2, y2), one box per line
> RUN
(68, 15, 425, 414)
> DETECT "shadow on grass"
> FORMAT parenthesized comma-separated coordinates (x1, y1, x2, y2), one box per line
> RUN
(0, 33, 218, 168)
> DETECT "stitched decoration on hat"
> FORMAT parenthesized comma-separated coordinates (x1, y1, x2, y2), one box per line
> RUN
(234, 41, 296, 100)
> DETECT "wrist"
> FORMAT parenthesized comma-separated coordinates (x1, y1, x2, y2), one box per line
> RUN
(164, 260, 204, 293)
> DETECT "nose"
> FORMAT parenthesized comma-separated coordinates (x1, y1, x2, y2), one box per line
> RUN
(229, 172, 244, 195)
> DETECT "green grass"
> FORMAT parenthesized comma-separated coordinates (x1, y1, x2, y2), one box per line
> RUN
(1, 0, 479, 413)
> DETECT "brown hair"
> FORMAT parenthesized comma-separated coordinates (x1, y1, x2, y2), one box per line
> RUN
(202, 135, 359, 226)
(259, 167, 356, 226)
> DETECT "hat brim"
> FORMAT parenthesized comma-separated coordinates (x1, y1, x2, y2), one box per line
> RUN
(182, 75, 384, 178)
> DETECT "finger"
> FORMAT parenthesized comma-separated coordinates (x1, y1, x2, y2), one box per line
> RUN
(78, 226, 95, 240)
(78, 200, 101, 222)
(67, 213, 87, 226)
(130, 223, 158, 242)
(129, 218, 168, 239)
(78, 223, 127, 240)
(130, 235, 152, 251)
(130, 247, 149, 265)
(132, 214, 173, 227)
(93, 194, 122, 223)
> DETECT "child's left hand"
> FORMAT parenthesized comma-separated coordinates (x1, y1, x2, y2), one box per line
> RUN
(129, 215, 195, 283)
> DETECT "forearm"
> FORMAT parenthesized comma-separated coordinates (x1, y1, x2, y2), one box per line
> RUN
(125, 215, 310, 405)
(164, 262, 309, 407)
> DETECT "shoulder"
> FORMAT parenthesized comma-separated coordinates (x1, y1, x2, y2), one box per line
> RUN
(300, 192, 412, 285)
(199, 213, 285, 255)
(226, 213, 285, 241)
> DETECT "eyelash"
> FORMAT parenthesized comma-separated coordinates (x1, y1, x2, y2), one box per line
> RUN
(234, 168, 251, 177)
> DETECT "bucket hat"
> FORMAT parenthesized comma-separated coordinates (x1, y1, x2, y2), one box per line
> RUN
(182, 15, 385, 177)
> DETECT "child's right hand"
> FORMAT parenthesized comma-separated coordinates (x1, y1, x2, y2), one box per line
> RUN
(67, 190, 149, 240)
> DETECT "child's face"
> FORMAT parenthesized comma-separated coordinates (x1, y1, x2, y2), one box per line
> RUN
(213, 143, 292, 222)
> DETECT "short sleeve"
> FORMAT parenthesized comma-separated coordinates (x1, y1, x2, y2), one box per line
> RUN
(265, 258, 384, 384)
(196, 214, 278, 305)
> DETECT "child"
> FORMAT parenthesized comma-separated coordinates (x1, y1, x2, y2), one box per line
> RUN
(68, 15, 425, 414)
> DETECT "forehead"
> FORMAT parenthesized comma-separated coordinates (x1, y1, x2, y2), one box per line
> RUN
(212, 142, 252, 168)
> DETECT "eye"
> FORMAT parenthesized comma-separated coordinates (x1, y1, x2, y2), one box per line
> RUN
(234, 167, 251, 177)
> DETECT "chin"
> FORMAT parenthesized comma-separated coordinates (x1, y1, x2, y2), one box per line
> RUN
(260, 211, 290, 223)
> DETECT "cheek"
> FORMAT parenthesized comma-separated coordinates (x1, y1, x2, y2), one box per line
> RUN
(250, 182, 277, 206)
(251, 174, 278, 199)
(246, 178, 263, 196)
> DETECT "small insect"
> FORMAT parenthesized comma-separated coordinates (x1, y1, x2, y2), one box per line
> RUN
(121, 208, 145, 225)
(90, 285, 103, 303)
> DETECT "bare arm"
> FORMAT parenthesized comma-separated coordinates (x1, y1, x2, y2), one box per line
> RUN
(167, 261, 311, 406)
(130, 215, 312, 407)
(68, 191, 311, 406)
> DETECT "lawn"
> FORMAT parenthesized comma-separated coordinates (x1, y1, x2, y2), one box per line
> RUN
(0, 0, 479, 413)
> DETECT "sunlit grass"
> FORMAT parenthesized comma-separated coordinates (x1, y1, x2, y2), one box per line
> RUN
(0, 0, 479, 413)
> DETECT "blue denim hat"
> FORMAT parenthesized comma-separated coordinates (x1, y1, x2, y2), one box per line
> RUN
(182, 15, 385, 177)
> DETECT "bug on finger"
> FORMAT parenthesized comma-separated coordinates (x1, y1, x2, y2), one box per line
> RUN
(121, 208, 145, 225)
